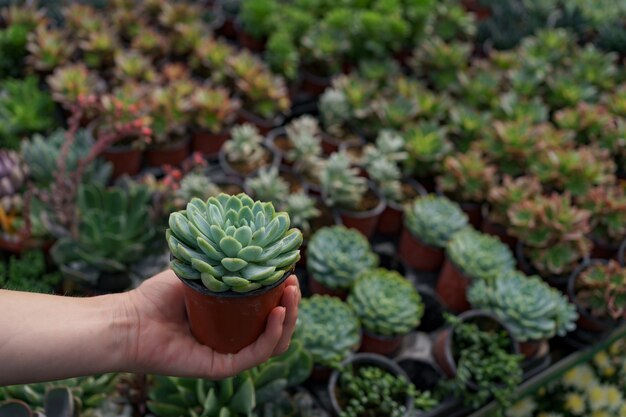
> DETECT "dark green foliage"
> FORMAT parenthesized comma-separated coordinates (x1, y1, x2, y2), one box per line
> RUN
(0, 23, 29, 78)
(0, 250, 61, 293)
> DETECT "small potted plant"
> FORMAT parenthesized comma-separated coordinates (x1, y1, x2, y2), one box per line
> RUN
(403, 121, 452, 191)
(508, 193, 592, 287)
(329, 353, 437, 417)
(410, 37, 471, 91)
(265, 115, 321, 165)
(321, 151, 385, 238)
(306, 225, 378, 298)
(243, 166, 290, 206)
(400, 195, 468, 272)
(46, 63, 104, 113)
(26, 25, 75, 74)
(219, 123, 278, 178)
(166, 193, 303, 353)
(348, 268, 424, 356)
(186, 84, 240, 156)
(433, 312, 523, 414)
(439, 227, 515, 312)
(281, 192, 321, 240)
(484, 175, 542, 248)
(568, 260, 626, 334)
(577, 185, 626, 259)
(295, 295, 361, 378)
(469, 270, 578, 358)
(190, 36, 234, 83)
(437, 149, 498, 228)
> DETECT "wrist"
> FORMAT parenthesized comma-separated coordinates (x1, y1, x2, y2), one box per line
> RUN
(105, 291, 140, 373)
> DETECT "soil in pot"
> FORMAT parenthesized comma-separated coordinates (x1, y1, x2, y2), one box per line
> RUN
(177, 270, 290, 354)
(321, 131, 363, 155)
(102, 145, 143, 178)
(518, 339, 548, 359)
(399, 228, 445, 272)
(308, 274, 348, 300)
(235, 25, 266, 52)
(436, 258, 472, 313)
(359, 331, 404, 357)
(335, 188, 386, 239)
(191, 129, 229, 157)
(218, 145, 277, 178)
(265, 128, 293, 165)
(145, 138, 190, 167)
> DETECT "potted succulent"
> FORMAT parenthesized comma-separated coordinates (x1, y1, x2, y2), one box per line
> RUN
(186, 84, 240, 156)
(403, 121, 452, 191)
(166, 193, 302, 353)
(112, 50, 156, 84)
(306, 225, 378, 298)
(469, 270, 578, 358)
(568, 260, 626, 334)
(190, 36, 234, 83)
(347, 268, 424, 356)
(236, 0, 275, 51)
(295, 295, 361, 378)
(78, 26, 118, 70)
(577, 185, 626, 259)
(433, 312, 523, 414)
(410, 37, 471, 91)
(0, 150, 33, 253)
(243, 166, 290, 206)
(281, 192, 321, 240)
(484, 175, 542, 249)
(329, 354, 437, 417)
(46, 63, 104, 115)
(318, 84, 367, 153)
(26, 25, 74, 74)
(219, 123, 278, 178)
(265, 115, 320, 165)
(437, 149, 498, 228)
(321, 151, 385, 238)
(438, 227, 515, 312)
(400, 195, 468, 272)
(508, 193, 592, 287)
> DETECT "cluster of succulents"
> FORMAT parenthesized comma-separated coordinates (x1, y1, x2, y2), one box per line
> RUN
(306, 226, 378, 291)
(0, 150, 28, 235)
(348, 269, 424, 337)
(320, 151, 367, 211)
(437, 150, 498, 204)
(167, 193, 302, 293)
(576, 261, 626, 320)
(404, 195, 468, 248)
(468, 271, 578, 342)
(223, 124, 271, 175)
(577, 185, 626, 246)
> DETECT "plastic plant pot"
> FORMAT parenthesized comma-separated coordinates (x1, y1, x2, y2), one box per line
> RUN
(307, 274, 348, 300)
(191, 129, 230, 157)
(145, 138, 190, 167)
(102, 145, 143, 178)
(236, 108, 284, 135)
(176, 268, 291, 354)
(436, 257, 472, 313)
(359, 331, 404, 357)
(399, 228, 445, 272)
(333, 187, 386, 239)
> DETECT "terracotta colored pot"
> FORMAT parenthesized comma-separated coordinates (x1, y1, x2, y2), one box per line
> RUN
(237, 108, 284, 135)
(399, 228, 445, 272)
(145, 139, 190, 168)
(359, 331, 404, 356)
(334, 189, 386, 239)
(436, 258, 471, 313)
(235, 24, 266, 52)
(461, 0, 492, 20)
(308, 275, 347, 300)
(300, 69, 331, 97)
(177, 271, 290, 354)
(432, 310, 520, 381)
(0, 234, 52, 255)
(377, 204, 403, 236)
(191, 129, 229, 157)
(460, 201, 483, 229)
(102, 145, 143, 178)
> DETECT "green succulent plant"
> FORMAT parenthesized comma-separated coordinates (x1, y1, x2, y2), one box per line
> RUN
(446, 228, 515, 281)
(437, 150, 498, 204)
(282, 192, 320, 237)
(348, 268, 423, 337)
(50, 184, 154, 281)
(468, 270, 578, 342)
(224, 123, 268, 168)
(578, 185, 626, 245)
(487, 175, 542, 226)
(362, 131, 406, 203)
(175, 173, 221, 204)
(320, 151, 367, 211)
(576, 260, 626, 320)
(307, 226, 378, 291)
(403, 121, 452, 178)
(319, 88, 351, 135)
(404, 195, 468, 248)
(0, 23, 29, 79)
(410, 37, 471, 90)
(244, 166, 289, 206)
(26, 25, 74, 73)
(0, 250, 61, 294)
(295, 295, 361, 367)
(167, 193, 302, 293)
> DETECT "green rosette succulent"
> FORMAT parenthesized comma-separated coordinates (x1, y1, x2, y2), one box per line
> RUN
(306, 226, 378, 291)
(468, 271, 578, 342)
(348, 268, 424, 337)
(295, 295, 361, 367)
(446, 228, 515, 281)
(404, 195, 468, 248)
(167, 193, 302, 293)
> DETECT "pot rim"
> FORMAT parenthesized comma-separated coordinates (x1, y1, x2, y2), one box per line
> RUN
(402, 224, 446, 252)
(175, 266, 293, 299)
(376, 177, 428, 212)
(328, 353, 414, 417)
(567, 258, 621, 328)
(362, 329, 405, 341)
(237, 107, 287, 127)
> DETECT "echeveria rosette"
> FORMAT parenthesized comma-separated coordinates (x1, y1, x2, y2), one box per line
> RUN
(404, 195, 468, 248)
(167, 193, 302, 293)
(468, 271, 578, 342)
(306, 226, 379, 291)
(295, 295, 361, 367)
(446, 228, 515, 281)
(348, 269, 424, 337)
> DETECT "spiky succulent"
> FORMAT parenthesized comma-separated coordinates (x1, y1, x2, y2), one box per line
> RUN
(446, 228, 516, 281)
(319, 88, 350, 134)
(366, 157, 403, 203)
(468, 271, 578, 342)
(404, 195, 468, 248)
(403, 121, 452, 178)
(46, 63, 102, 107)
(175, 173, 221, 203)
(224, 124, 267, 166)
(113, 50, 156, 83)
(26, 26, 74, 73)
(285, 115, 320, 144)
(167, 193, 302, 293)
(191, 37, 234, 84)
(578, 185, 626, 245)
(487, 176, 542, 226)
(0, 150, 27, 219)
(364, 130, 407, 164)
(577, 260, 626, 320)
(295, 295, 361, 367)
(79, 27, 117, 69)
(281, 192, 320, 237)
(348, 268, 423, 337)
(320, 151, 367, 211)
(307, 226, 378, 291)
(244, 166, 289, 206)
(187, 85, 240, 133)
(437, 150, 498, 203)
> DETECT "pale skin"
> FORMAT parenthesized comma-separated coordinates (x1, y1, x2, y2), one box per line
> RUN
(0, 270, 301, 386)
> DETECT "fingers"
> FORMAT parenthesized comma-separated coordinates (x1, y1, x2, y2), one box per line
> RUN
(210, 306, 286, 379)
(272, 276, 301, 356)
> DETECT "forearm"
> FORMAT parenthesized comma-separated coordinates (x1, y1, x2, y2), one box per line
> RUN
(0, 289, 132, 385)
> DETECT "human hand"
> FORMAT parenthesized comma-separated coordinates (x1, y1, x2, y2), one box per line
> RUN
(119, 270, 300, 379)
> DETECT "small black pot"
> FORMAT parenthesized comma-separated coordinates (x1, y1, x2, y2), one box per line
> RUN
(329, 353, 414, 417)
(619, 238, 626, 266)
